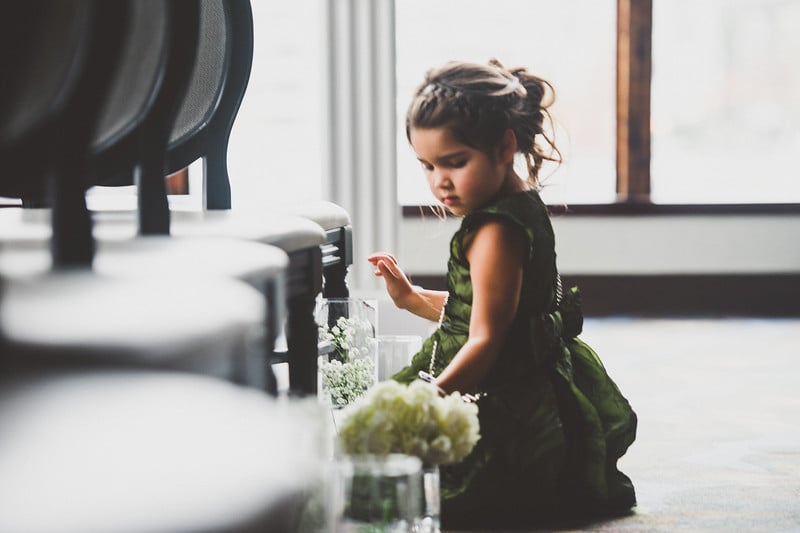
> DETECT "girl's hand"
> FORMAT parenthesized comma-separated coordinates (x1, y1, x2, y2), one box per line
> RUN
(367, 252, 415, 309)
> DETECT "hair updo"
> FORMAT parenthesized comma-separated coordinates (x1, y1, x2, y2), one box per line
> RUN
(405, 59, 561, 191)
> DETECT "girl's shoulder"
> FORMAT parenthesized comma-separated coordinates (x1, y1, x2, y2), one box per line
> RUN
(452, 190, 548, 261)
(460, 190, 547, 235)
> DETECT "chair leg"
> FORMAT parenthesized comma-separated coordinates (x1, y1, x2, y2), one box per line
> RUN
(285, 247, 323, 396)
(286, 292, 319, 395)
(203, 152, 232, 210)
(323, 260, 350, 298)
(263, 277, 287, 397)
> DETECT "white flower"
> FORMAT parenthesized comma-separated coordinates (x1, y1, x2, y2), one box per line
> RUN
(338, 380, 480, 465)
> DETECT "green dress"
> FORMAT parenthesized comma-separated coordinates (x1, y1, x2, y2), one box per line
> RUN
(393, 190, 637, 529)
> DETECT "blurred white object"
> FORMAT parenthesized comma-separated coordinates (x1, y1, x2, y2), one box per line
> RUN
(0, 370, 329, 533)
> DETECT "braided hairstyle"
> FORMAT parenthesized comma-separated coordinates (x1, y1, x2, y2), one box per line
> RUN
(405, 59, 561, 191)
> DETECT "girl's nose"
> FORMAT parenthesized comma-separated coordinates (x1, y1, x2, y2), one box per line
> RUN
(433, 169, 451, 189)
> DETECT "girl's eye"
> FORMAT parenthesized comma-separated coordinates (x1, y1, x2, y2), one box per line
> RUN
(449, 160, 467, 168)
(420, 162, 433, 171)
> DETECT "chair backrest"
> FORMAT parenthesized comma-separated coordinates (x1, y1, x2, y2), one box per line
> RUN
(74, 0, 249, 211)
(0, 2, 94, 204)
(165, 0, 255, 210)
(88, 1, 171, 188)
(1, 1, 202, 236)
(86, 1, 201, 236)
(1, 1, 205, 265)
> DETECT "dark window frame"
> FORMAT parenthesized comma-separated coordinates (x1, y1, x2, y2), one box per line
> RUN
(616, 0, 651, 204)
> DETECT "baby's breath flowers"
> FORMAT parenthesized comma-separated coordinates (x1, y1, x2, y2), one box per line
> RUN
(338, 380, 480, 466)
(319, 316, 377, 408)
(320, 316, 375, 362)
(319, 358, 375, 408)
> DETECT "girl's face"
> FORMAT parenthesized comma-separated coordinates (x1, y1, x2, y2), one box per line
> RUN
(410, 127, 514, 216)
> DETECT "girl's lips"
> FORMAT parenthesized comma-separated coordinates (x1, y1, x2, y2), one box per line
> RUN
(443, 196, 458, 205)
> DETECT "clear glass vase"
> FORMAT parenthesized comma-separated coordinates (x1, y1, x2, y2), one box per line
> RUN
(333, 454, 422, 533)
(417, 464, 441, 533)
(376, 335, 423, 381)
(316, 298, 378, 409)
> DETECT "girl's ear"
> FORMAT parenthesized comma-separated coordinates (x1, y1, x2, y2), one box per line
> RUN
(498, 129, 517, 164)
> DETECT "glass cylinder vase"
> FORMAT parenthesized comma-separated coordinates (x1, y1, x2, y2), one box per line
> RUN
(316, 298, 378, 409)
(376, 335, 422, 381)
(417, 464, 441, 533)
(332, 454, 422, 533)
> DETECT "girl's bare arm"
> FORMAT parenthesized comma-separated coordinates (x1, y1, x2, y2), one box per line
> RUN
(433, 221, 526, 393)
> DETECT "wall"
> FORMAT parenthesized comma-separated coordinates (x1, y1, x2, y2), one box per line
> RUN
(395, 214, 800, 315)
(399, 214, 800, 275)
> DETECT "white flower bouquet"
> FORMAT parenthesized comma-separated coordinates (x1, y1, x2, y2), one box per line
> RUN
(319, 315, 377, 408)
(337, 380, 480, 466)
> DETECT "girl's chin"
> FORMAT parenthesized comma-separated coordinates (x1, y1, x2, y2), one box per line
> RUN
(434, 201, 468, 217)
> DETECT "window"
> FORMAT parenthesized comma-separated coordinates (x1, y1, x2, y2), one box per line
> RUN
(395, 0, 617, 206)
(651, 0, 800, 204)
(397, 0, 800, 207)
(228, 1, 324, 210)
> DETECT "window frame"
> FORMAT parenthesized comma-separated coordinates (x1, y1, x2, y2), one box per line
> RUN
(616, 0, 651, 204)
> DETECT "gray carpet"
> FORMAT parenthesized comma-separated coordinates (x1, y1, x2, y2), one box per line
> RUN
(452, 317, 800, 532)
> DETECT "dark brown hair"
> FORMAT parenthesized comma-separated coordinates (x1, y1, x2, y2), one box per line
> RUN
(406, 59, 561, 191)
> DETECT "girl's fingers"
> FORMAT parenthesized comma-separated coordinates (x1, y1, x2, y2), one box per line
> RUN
(367, 252, 398, 265)
(370, 254, 403, 282)
(379, 259, 402, 279)
(376, 260, 392, 277)
(373, 260, 387, 276)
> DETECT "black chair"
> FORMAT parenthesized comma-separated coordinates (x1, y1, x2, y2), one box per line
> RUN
(90, 0, 348, 395)
(0, 0, 269, 388)
(163, 0, 353, 300)
(0, 1, 291, 394)
(162, 0, 352, 392)
(35, 0, 328, 395)
(89, 0, 290, 394)
(161, 0, 351, 257)
(7, 0, 349, 395)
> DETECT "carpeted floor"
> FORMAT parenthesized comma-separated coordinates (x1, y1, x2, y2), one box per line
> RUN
(450, 317, 800, 532)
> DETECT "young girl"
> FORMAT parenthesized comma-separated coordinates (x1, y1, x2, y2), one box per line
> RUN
(368, 59, 637, 529)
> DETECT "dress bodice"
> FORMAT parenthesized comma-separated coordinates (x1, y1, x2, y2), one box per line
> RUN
(395, 190, 561, 386)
